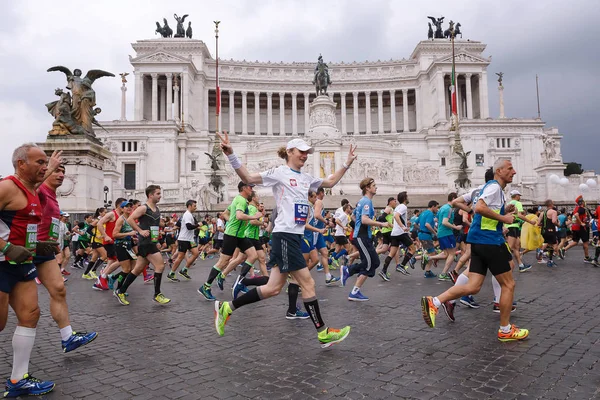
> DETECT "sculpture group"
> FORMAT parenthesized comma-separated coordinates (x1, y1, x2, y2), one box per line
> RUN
(312, 54, 331, 96)
(427, 16, 462, 39)
(155, 14, 193, 38)
(46, 67, 114, 136)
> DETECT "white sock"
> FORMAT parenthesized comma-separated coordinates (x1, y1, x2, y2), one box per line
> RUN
(11, 326, 36, 382)
(500, 324, 511, 333)
(60, 325, 73, 341)
(455, 273, 469, 286)
(492, 275, 501, 303)
(519, 263, 524, 268)
(351, 286, 360, 295)
(326, 273, 332, 280)
(432, 297, 442, 308)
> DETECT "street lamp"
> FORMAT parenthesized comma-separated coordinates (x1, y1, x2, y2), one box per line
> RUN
(103, 186, 112, 208)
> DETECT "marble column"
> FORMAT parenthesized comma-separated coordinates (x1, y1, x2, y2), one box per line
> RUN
(291, 93, 298, 135)
(480, 71, 489, 118)
(151, 73, 158, 121)
(415, 87, 421, 131)
(340, 92, 347, 135)
(465, 73, 473, 119)
(377, 90, 384, 134)
(134, 72, 143, 120)
(182, 71, 189, 124)
(266, 92, 273, 135)
(203, 88, 209, 130)
(165, 73, 173, 120)
(120, 81, 127, 121)
(229, 90, 235, 134)
(173, 76, 180, 121)
(159, 83, 166, 121)
(303, 93, 310, 135)
(437, 71, 446, 121)
(402, 89, 409, 132)
(365, 91, 372, 134)
(279, 92, 285, 135)
(352, 91, 359, 134)
(389, 90, 396, 133)
(241, 91, 248, 134)
(254, 92, 260, 135)
(179, 146, 186, 176)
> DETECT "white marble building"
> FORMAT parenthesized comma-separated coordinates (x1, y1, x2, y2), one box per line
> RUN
(97, 37, 598, 209)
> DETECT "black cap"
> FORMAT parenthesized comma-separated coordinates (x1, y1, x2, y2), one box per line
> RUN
(238, 181, 255, 191)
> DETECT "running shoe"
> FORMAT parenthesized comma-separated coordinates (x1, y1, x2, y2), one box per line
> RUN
(107, 275, 115, 291)
(438, 273, 451, 281)
(396, 265, 410, 275)
(92, 282, 106, 291)
(286, 308, 310, 320)
(424, 270, 437, 278)
(198, 285, 215, 301)
(61, 269, 71, 276)
(325, 275, 341, 286)
(348, 290, 369, 301)
(583, 257, 593, 264)
(114, 290, 129, 306)
(331, 258, 340, 268)
(232, 275, 248, 300)
(200, 252, 206, 260)
(559, 249, 566, 259)
(81, 273, 94, 280)
(408, 257, 417, 269)
(441, 301, 455, 322)
(167, 273, 180, 282)
(318, 326, 351, 348)
(557, 251, 565, 260)
(449, 270, 459, 283)
(498, 324, 529, 342)
(214, 301, 232, 336)
(593, 259, 600, 267)
(143, 275, 154, 284)
(216, 273, 225, 290)
(519, 264, 532, 273)
(89, 271, 98, 279)
(420, 254, 429, 270)
(3, 374, 55, 397)
(63, 276, 68, 283)
(493, 302, 517, 313)
(421, 296, 438, 328)
(98, 275, 109, 290)
(547, 260, 557, 268)
(378, 270, 391, 281)
(316, 264, 324, 272)
(153, 293, 171, 304)
(62, 331, 98, 353)
(72, 261, 84, 270)
(459, 295, 480, 309)
(179, 270, 191, 280)
(341, 264, 350, 287)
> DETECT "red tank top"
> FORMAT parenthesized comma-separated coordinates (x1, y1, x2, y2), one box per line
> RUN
(103, 209, 119, 244)
(38, 183, 60, 242)
(0, 176, 43, 262)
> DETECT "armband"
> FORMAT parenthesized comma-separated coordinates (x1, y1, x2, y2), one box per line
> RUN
(342, 162, 350, 169)
(227, 153, 242, 170)
(1, 242, 10, 253)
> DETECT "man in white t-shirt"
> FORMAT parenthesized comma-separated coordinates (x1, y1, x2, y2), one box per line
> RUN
(168, 200, 199, 281)
(331, 200, 351, 266)
(379, 191, 417, 281)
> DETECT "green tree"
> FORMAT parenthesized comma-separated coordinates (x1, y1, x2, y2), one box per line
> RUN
(564, 162, 583, 176)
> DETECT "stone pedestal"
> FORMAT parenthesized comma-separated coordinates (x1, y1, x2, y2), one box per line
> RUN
(307, 95, 340, 139)
(38, 136, 113, 213)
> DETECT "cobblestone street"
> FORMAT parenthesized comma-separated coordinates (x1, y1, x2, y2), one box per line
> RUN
(1, 248, 599, 399)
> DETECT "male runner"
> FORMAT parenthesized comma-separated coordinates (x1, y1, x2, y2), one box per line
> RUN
(376, 197, 397, 256)
(436, 193, 462, 281)
(115, 185, 170, 305)
(564, 196, 593, 263)
(168, 200, 199, 282)
(95, 197, 127, 289)
(538, 199, 559, 268)
(505, 190, 534, 272)
(313, 188, 340, 285)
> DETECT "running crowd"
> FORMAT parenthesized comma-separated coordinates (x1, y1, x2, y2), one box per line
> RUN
(1, 139, 599, 397)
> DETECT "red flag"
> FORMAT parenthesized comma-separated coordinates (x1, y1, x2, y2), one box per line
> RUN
(216, 86, 221, 115)
(450, 64, 457, 116)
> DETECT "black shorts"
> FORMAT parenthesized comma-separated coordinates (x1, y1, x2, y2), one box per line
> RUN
(104, 243, 117, 260)
(334, 236, 348, 246)
(198, 237, 210, 245)
(260, 236, 270, 245)
(91, 242, 103, 249)
(557, 228, 567, 239)
(221, 233, 253, 257)
(78, 241, 90, 250)
(411, 230, 418, 241)
(572, 228, 589, 243)
(249, 238, 263, 251)
(349, 236, 380, 277)
(460, 232, 469, 244)
(268, 232, 306, 273)
(470, 243, 512, 277)
(115, 243, 136, 262)
(137, 243, 160, 258)
(213, 239, 223, 250)
(178, 240, 197, 253)
(166, 235, 176, 246)
(0, 261, 37, 293)
(390, 234, 413, 248)
(381, 231, 392, 245)
(542, 231, 558, 245)
(506, 227, 521, 238)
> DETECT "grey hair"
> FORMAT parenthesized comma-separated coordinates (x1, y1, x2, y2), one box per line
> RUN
(12, 143, 41, 169)
(493, 158, 510, 173)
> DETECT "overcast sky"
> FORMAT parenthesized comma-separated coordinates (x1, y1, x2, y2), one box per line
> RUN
(1, 0, 598, 176)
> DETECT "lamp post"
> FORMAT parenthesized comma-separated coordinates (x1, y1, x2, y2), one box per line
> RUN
(103, 186, 112, 208)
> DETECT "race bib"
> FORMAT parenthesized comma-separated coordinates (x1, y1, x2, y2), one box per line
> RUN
(294, 204, 309, 225)
(150, 226, 159, 243)
(49, 218, 60, 241)
(25, 224, 38, 251)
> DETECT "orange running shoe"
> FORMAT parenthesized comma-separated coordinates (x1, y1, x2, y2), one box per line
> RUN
(498, 324, 529, 342)
(421, 296, 438, 328)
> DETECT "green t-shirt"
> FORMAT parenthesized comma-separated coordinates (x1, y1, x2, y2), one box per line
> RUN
(198, 224, 209, 239)
(381, 210, 394, 234)
(244, 204, 260, 240)
(505, 199, 524, 229)
(78, 223, 92, 242)
(224, 195, 249, 238)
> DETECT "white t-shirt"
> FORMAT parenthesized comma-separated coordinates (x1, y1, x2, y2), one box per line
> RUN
(216, 218, 225, 240)
(334, 211, 349, 237)
(479, 182, 505, 212)
(178, 210, 196, 242)
(462, 184, 485, 204)
(392, 203, 409, 236)
(260, 166, 323, 235)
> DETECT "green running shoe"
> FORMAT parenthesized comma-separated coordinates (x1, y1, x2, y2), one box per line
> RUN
(178, 270, 191, 280)
(318, 326, 351, 348)
(214, 301, 232, 336)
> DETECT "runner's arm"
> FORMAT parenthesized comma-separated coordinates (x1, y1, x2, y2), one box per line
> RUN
(474, 199, 514, 224)
(127, 205, 147, 234)
(361, 214, 388, 228)
(393, 212, 408, 231)
(97, 212, 115, 239)
(236, 210, 262, 221)
(314, 201, 327, 224)
(451, 196, 472, 213)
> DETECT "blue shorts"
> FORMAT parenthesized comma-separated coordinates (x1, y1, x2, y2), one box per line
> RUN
(439, 235, 456, 250)
(33, 254, 56, 266)
(324, 235, 334, 244)
(301, 236, 315, 254)
(314, 233, 327, 250)
(269, 232, 307, 273)
(0, 261, 38, 293)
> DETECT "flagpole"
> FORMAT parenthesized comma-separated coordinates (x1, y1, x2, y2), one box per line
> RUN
(536, 74, 541, 119)
(450, 22, 464, 154)
(214, 21, 221, 135)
